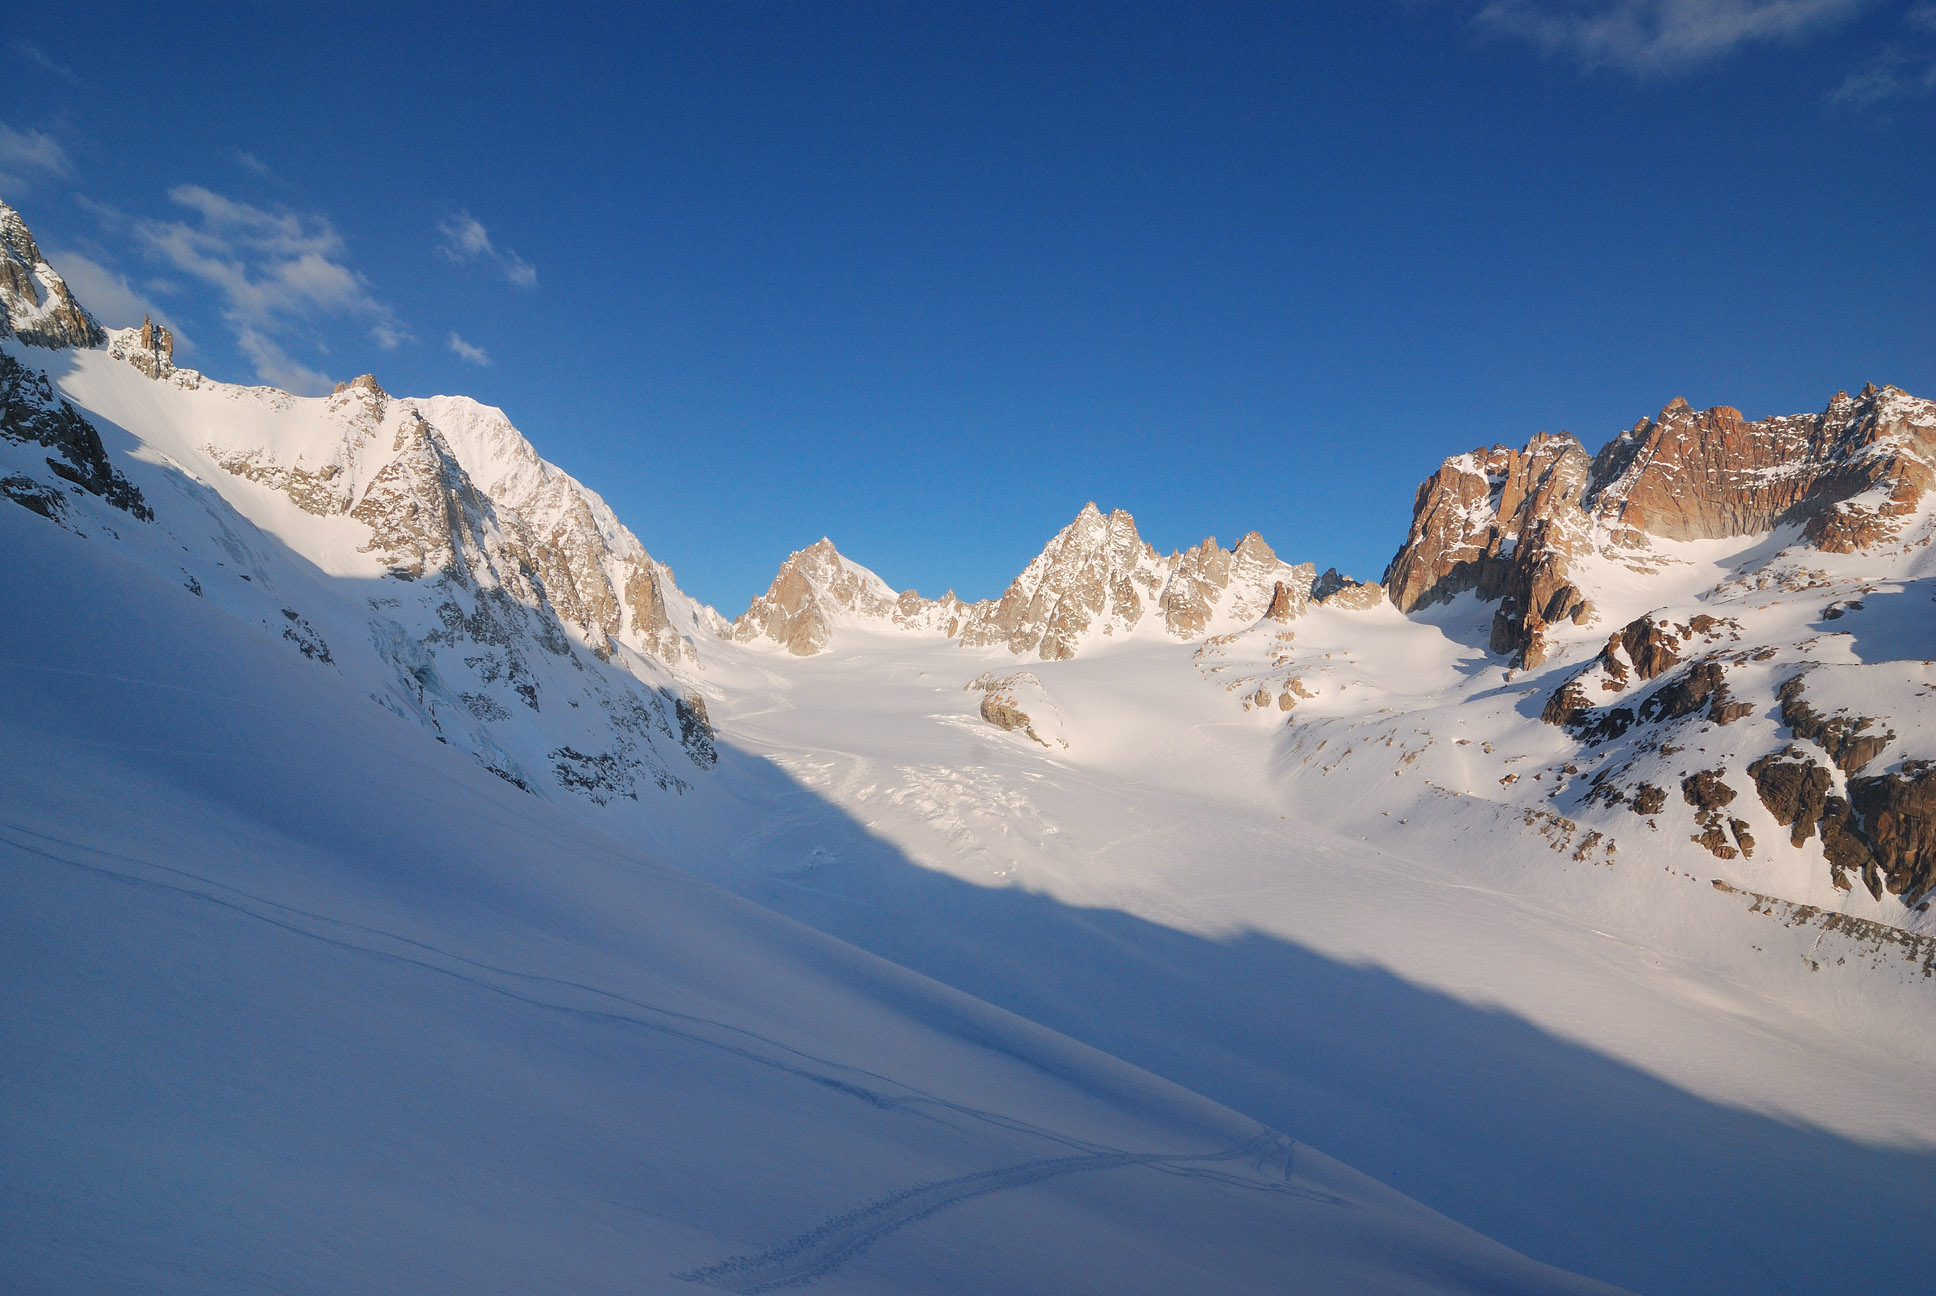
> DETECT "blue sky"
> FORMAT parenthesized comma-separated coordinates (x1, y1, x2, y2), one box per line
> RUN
(4, 2, 1933, 609)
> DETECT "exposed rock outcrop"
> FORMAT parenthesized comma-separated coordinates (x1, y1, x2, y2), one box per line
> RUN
(733, 538, 893, 655)
(1777, 671, 1893, 774)
(966, 671, 1068, 748)
(1385, 387, 1936, 665)
(1749, 750, 1835, 848)
(1383, 432, 1593, 666)
(957, 505, 1315, 661)
(731, 538, 968, 654)
(1312, 568, 1386, 611)
(1848, 763, 1936, 905)
(0, 200, 105, 349)
(1589, 387, 1936, 552)
(0, 351, 150, 520)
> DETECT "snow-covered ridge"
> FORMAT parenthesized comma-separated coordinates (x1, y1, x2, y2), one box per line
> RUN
(4, 318, 721, 806)
(736, 503, 1328, 660)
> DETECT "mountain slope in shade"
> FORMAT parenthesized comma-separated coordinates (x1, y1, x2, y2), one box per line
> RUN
(0, 415, 1629, 1296)
(8, 194, 1936, 1295)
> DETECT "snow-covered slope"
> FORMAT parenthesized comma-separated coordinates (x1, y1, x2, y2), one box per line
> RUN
(1, 197, 1631, 1294)
(8, 194, 1936, 1295)
(4, 499, 1625, 1295)
(3, 325, 725, 806)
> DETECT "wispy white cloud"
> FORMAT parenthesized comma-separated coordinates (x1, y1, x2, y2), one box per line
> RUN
(15, 41, 81, 86)
(234, 150, 274, 179)
(133, 185, 407, 394)
(1831, 3, 1936, 100)
(437, 212, 537, 287)
(1476, 0, 1872, 74)
(0, 122, 73, 187)
(42, 245, 191, 346)
(1832, 46, 1936, 97)
(447, 332, 491, 366)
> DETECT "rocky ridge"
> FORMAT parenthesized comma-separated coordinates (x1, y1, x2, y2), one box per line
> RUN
(1386, 387, 1936, 666)
(732, 538, 969, 654)
(0, 199, 717, 804)
(738, 504, 1324, 661)
(0, 200, 105, 350)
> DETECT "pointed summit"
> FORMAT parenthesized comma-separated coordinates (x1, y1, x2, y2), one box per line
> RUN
(732, 539, 902, 655)
(0, 199, 106, 349)
(958, 504, 1314, 659)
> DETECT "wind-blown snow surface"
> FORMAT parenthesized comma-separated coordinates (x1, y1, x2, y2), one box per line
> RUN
(0, 473, 1624, 1294)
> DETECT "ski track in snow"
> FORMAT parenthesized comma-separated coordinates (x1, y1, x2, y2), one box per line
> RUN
(677, 1132, 1338, 1293)
(0, 819, 1170, 1150)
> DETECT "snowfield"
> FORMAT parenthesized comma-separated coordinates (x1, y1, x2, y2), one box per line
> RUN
(4, 280, 1935, 1295)
(0, 496, 1620, 1295)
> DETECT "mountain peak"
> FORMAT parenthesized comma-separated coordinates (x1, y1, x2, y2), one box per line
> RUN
(958, 505, 1312, 659)
(0, 199, 106, 350)
(732, 538, 902, 655)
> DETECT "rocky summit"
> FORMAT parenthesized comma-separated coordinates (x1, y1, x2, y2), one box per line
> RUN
(1385, 388, 1936, 667)
(0, 200, 105, 350)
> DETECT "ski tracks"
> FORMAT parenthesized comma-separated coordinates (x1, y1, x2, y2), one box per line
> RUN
(677, 1132, 1344, 1292)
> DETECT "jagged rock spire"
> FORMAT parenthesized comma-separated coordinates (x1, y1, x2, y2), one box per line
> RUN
(0, 199, 106, 349)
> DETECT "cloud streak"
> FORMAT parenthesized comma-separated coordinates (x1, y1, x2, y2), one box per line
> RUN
(438, 212, 537, 287)
(43, 246, 189, 346)
(447, 332, 491, 366)
(1476, 0, 1872, 74)
(1831, 3, 1936, 101)
(15, 41, 82, 86)
(0, 122, 73, 190)
(134, 185, 407, 394)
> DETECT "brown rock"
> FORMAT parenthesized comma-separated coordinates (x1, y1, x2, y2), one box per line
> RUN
(1681, 770, 1737, 813)
(1848, 761, 1936, 904)
(1777, 672, 1893, 773)
(1313, 568, 1387, 611)
(1385, 385, 1936, 666)
(1264, 580, 1302, 621)
(1748, 750, 1833, 847)
(0, 200, 106, 349)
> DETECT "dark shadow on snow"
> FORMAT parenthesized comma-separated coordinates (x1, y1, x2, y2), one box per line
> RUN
(20, 365, 1936, 1296)
(680, 741, 1936, 1296)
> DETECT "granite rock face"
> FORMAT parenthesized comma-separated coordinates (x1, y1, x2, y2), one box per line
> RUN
(1312, 568, 1386, 611)
(1385, 387, 1936, 666)
(956, 505, 1315, 661)
(734, 538, 895, 655)
(1589, 387, 1936, 552)
(0, 200, 105, 350)
(1383, 432, 1594, 666)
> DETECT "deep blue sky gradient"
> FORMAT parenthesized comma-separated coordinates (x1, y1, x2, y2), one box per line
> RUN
(5, 3, 1933, 608)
